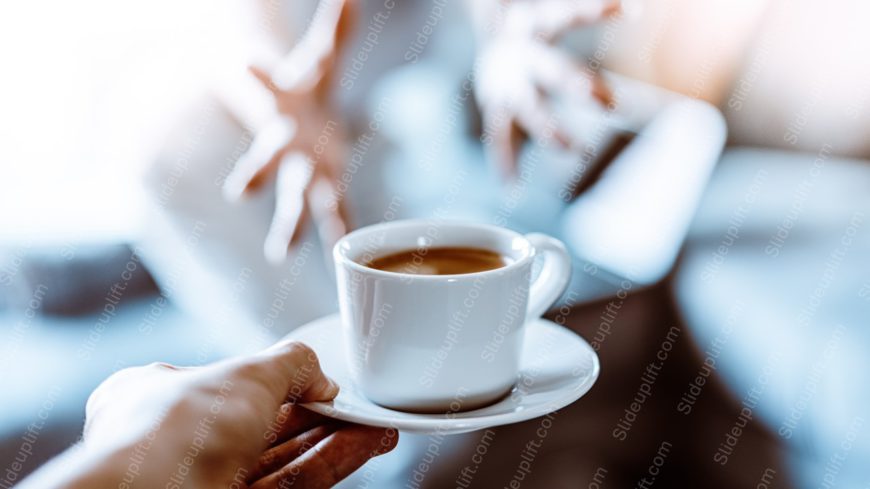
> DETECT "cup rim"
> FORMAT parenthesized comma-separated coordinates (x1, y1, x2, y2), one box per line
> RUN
(333, 219, 535, 281)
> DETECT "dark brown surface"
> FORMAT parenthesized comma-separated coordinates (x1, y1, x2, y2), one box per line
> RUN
(421, 284, 792, 489)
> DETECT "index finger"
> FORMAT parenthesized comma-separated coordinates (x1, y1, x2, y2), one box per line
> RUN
(239, 341, 339, 408)
(263, 153, 315, 264)
(272, 0, 356, 96)
(223, 117, 295, 201)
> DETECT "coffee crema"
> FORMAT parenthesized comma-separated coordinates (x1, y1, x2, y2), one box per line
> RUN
(364, 246, 509, 275)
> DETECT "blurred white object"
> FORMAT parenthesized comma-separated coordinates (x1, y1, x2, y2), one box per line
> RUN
(0, 0, 273, 245)
(562, 97, 727, 284)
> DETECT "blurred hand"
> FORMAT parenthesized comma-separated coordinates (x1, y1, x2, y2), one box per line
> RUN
(76, 341, 397, 489)
(223, 0, 355, 263)
(474, 0, 619, 176)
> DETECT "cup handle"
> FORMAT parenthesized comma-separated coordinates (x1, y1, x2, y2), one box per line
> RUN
(524, 233, 572, 321)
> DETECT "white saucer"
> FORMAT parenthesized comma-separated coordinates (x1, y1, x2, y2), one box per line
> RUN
(283, 314, 600, 434)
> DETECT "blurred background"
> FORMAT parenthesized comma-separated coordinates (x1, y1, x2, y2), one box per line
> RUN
(2, 0, 869, 487)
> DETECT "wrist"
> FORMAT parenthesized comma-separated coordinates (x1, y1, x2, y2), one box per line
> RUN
(61, 434, 215, 489)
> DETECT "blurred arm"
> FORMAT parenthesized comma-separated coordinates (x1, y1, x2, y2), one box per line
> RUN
(562, 73, 727, 284)
(17, 443, 175, 489)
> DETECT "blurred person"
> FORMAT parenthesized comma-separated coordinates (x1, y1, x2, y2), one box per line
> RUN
(18, 341, 397, 489)
(140, 0, 719, 347)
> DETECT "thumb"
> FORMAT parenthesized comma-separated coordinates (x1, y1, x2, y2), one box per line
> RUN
(242, 341, 339, 406)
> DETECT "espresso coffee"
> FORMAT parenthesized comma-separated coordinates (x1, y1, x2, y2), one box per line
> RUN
(365, 246, 508, 275)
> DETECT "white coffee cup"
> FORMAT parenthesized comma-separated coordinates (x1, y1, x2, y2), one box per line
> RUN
(333, 219, 571, 412)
